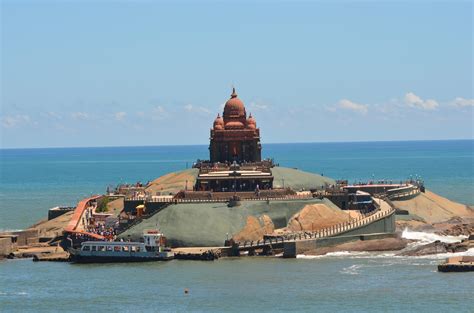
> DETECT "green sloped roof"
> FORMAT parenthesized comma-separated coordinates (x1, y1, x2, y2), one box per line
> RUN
(271, 166, 335, 190)
(120, 198, 337, 247)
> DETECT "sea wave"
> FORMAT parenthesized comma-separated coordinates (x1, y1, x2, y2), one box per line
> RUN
(297, 248, 474, 260)
(340, 264, 362, 275)
(0, 291, 28, 296)
(0, 229, 24, 233)
(297, 251, 395, 259)
(401, 228, 467, 244)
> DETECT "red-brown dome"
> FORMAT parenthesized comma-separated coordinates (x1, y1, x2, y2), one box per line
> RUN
(213, 114, 224, 130)
(246, 113, 256, 129)
(223, 88, 246, 118)
(225, 121, 245, 129)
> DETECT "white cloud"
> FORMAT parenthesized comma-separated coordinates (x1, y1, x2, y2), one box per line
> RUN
(337, 99, 368, 114)
(41, 111, 62, 120)
(248, 101, 269, 111)
(71, 112, 90, 120)
(450, 97, 474, 107)
(404, 92, 438, 110)
(1, 114, 31, 128)
(114, 111, 126, 121)
(183, 104, 212, 115)
(150, 106, 167, 121)
(136, 106, 169, 121)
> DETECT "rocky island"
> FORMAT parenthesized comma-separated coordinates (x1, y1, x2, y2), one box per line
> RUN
(1, 89, 473, 262)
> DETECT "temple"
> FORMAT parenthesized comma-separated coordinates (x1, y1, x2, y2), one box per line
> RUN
(194, 88, 272, 193)
(209, 88, 261, 163)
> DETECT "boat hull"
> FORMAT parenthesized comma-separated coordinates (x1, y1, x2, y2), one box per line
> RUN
(70, 254, 173, 263)
(438, 264, 474, 272)
(69, 248, 174, 263)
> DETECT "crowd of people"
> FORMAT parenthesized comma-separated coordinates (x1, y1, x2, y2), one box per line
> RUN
(85, 223, 117, 241)
(80, 204, 120, 241)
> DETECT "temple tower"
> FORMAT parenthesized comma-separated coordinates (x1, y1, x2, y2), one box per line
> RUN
(209, 88, 261, 163)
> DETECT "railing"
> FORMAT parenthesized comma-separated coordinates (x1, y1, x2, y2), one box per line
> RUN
(64, 195, 102, 234)
(126, 194, 315, 204)
(386, 186, 420, 200)
(116, 202, 172, 235)
(235, 197, 395, 248)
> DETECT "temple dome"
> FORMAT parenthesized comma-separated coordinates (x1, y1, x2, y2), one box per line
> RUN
(223, 88, 246, 118)
(213, 114, 224, 130)
(246, 113, 256, 129)
(225, 121, 245, 129)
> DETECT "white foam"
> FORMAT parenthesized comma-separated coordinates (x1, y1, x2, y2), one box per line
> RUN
(297, 248, 474, 261)
(0, 229, 24, 233)
(297, 251, 396, 259)
(340, 264, 361, 275)
(401, 228, 466, 244)
(0, 291, 28, 296)
(297, 229, 470, 260)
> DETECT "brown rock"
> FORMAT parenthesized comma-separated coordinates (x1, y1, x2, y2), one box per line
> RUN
(304, 237, 408, 256)
(434, 222, 474, 237)
(232, 214, 274, 242)
(286, 203, 351, 232)
(28, 211, 74, 239)
(392, 190, 474, 224)
(398, 240, 469, 256)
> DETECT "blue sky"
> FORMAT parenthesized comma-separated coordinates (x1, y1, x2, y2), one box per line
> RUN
(1, 0, 473, 148)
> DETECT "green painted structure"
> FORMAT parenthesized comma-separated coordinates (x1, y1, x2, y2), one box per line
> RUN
(120, 198, 337, 247)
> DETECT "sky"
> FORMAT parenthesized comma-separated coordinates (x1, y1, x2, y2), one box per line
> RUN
(1, 0, 473, 148)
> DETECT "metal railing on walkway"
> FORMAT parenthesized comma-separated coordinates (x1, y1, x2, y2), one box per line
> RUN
(235, 197, 395, 249)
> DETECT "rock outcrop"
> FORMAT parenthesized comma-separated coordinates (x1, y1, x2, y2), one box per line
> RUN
(304, 237, 409, 256)
(145, 168, 199, 195)
(434, 221, 474, 237)
(232, 215, 274, 242)
(286, 203, 351, 232)
(28, 211, 74, 239)
(392, 190, 474, 224)
(398, 240, 471, 256)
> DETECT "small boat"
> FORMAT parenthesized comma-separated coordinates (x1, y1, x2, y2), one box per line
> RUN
(69, 230, 174, 263)
(438, 256, 474, 272)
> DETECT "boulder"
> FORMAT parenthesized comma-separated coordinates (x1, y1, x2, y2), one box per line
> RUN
(286, 203, 350, 232)
(304, 237, 408, 256)
(232, 215, 274, 242)
(399, 240, 469, 256)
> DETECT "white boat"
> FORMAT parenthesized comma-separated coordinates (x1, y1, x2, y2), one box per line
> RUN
(69, 230, 174, 263)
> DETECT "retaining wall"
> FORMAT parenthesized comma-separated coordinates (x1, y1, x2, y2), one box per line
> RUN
(283, 212, 396, 257)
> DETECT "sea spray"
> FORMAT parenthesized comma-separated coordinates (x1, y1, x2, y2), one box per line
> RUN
(297, 230, 470, 260)
(401, 228, 467, 244)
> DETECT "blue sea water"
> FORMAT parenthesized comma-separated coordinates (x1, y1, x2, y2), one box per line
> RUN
(0, 140, 474, 312)
(0, 254, 472, 313)
(0, 140, 473, 230)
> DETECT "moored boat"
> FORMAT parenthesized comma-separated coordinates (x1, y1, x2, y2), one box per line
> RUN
(438, 256, 474, 272)
(69, 230, 174, 263)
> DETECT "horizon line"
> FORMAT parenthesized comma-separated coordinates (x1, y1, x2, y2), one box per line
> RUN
(1, 138, 473, 150)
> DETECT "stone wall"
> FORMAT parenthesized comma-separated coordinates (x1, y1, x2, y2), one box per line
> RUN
(3, 229, 39, 246)
(0, 237, 16, 257)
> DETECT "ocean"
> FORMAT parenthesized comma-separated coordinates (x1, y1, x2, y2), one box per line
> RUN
(0, 140, 473, 312)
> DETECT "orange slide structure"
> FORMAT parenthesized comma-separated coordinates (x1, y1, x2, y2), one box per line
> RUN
(64, 195, 105, 240)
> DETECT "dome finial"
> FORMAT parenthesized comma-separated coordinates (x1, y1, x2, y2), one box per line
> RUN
(231, 86, 237, 98)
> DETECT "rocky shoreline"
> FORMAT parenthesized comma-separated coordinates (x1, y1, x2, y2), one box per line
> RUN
(399, 239, 473, 256)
